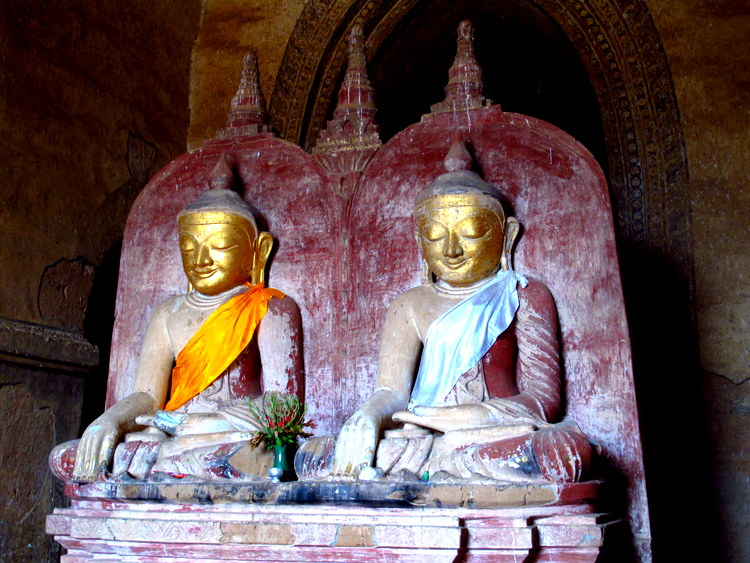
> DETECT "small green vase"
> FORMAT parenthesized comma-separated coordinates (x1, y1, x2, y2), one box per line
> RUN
(273, 444, 289, 472)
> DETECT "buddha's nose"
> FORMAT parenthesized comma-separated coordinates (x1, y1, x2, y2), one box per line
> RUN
(443, 232, 463, 257)
(196, 244, 213, 266)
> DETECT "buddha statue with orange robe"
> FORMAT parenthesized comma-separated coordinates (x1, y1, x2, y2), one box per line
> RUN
(50, 165, 303, 482)
(297, 141, 591, 483)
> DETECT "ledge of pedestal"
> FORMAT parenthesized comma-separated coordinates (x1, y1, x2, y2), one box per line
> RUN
(64, 478, 600, 509)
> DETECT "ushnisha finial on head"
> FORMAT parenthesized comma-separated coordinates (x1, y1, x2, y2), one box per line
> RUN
(208, 153, 234, 191)
(443, 131, 473, 172)
(178, 155, 259, 231)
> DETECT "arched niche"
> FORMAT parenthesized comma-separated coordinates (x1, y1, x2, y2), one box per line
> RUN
(269, 1, 702, 560)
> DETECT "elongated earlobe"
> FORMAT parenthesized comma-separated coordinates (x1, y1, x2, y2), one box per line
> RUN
(421, 259, 432, 285)
(415, 228, 432, 285)
(501, 217, 519, 271)
(251, 231, 274, 284)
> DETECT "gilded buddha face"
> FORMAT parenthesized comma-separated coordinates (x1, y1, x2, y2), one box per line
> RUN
(416, 193, 517, 287)
(178, 211, 271, 295)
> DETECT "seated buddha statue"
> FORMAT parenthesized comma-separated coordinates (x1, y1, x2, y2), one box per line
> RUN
(51, 162, 303, 482)
(297, 140, 591, 483)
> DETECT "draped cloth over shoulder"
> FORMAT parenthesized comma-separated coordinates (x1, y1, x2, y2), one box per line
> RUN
(408, 270, 528, 409)
(164, 282, 284, 410)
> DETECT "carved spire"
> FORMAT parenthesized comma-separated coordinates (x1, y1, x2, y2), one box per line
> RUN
(313, 25, 382, 179)
(429, 20, 492, 115)
(216, 52, 270, 139)
(332, 24, 377, 124)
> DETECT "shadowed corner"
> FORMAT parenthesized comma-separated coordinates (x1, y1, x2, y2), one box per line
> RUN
(620, 242, 720, 561)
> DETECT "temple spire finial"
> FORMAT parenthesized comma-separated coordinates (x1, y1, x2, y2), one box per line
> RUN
(333, 24, 376, 123)
(429, 20, 493, 116)
(216, 52, 270, 139)
(312, 24, 382, 182)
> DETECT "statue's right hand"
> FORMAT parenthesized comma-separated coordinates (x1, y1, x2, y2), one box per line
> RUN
(72, 416, 119, 482)
(330, 410, 379, 477)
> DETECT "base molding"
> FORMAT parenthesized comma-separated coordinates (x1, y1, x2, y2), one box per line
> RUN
(48, 495, 613, 562)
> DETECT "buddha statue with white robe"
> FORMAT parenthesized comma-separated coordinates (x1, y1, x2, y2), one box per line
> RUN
(297, 141, 591, 483)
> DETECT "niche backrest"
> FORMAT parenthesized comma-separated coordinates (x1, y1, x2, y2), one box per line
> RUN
(347, 104, 646, 541)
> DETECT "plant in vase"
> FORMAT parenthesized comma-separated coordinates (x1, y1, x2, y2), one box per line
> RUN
(247, 392, 315, 481)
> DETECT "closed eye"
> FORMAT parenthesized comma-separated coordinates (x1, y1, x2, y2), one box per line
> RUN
(458, 228, 490, 240)
(420, 222, 448, 242)
(456, 216, 495, 239)
(179, 237, 196, 252)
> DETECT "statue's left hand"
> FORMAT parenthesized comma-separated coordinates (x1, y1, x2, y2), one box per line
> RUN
(393, 404, 495, 433)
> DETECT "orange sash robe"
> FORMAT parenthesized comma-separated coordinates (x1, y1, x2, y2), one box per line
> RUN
(164, 283, 284, 411)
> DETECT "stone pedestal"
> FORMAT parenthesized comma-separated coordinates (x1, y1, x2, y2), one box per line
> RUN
(47, 481, 611, 562)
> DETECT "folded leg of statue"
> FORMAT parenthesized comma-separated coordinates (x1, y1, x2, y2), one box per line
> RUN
(375, 426, 434, 476)
(295, 421, 591, 484)
(110, 432, 273, 480)
(294, 435, 337, 479)
(48, 440, 81, 482)
(425, 421, 592, 483)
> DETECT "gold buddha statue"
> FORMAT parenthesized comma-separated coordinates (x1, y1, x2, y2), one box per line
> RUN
(297, 139, 591, 483)
(51, 160, 303, 482)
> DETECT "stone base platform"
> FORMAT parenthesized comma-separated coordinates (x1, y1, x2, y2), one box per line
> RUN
(47, 480, 615, 562)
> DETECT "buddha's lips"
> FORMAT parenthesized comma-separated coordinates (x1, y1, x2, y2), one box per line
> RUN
(192, 269, 218, 279)
(442, 259, 469, 269)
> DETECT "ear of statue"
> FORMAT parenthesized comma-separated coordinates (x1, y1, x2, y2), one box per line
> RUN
(414, 228, 432, 285)
(251, 231, 274, 285)
(501, 217, 520, 271)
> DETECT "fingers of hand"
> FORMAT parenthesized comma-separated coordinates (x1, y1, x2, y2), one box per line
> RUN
(392, 411, 419, 424)
(97, 434, 116, 473)
(73, 444, 91, 480)
(332, 423, 371, 475)
(74, 431, 103, 481)
(412, 406, 440, 416)
(77, 422, 120, 480)
(332, 427, 357, 474)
